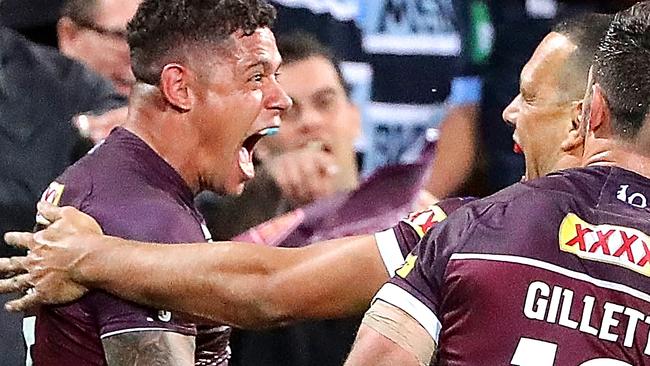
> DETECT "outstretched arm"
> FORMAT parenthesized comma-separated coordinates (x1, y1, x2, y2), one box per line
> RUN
(0, 203, 389, 328)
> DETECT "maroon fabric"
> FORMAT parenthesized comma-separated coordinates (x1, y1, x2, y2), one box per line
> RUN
(388, 166, 650, 365)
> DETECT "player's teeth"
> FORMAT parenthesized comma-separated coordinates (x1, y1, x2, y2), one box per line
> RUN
(258, 127, 279, 136)
(239, 147, 255, 179)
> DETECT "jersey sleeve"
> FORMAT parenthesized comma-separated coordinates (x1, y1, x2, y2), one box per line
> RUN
(50, 174, 200, 339)
(373, 197, 476, 276)
(83, 292, 196, 339)
(373, 205, 476, 344)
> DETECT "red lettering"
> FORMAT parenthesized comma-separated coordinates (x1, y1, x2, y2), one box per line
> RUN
(566, 224, 592, 251)
(589, 229, 614, 255)
(419, 213, 438, 234)
(409, 210, 438, 234)
(637, 241, 650, 267)
(614, 231, 637, 263)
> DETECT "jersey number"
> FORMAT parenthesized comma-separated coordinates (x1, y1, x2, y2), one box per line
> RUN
(511, 337, 632, 366)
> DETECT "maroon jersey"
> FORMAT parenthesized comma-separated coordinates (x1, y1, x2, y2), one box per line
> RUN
(376, 166, 650, 365)
(374, 197, 476, 276)
(32, 128, 229, 365)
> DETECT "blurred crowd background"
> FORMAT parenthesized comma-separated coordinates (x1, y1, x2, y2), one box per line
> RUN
(0, 0, 640, 365)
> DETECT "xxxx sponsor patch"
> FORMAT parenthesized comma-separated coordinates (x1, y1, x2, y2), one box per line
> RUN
(559, 213, 650, 276)
(403, 205, 448, 238)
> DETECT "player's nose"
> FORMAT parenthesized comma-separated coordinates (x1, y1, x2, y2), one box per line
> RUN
(266, 78, 292, 113)
(502, 94, 520, 127)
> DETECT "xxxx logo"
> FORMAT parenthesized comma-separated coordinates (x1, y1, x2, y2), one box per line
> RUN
(559, 213, 650, 276)
(403, 205, 448, 239)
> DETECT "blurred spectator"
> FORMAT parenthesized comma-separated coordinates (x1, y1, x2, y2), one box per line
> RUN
(269, 1, 484, 199)
(56, 0, 140, 96)
(0, 26, 125, 366)
(197, 32, 362, 240)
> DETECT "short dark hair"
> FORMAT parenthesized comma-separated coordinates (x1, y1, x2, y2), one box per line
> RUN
(276, 31, 349, 96)
(593, 1, 650, 139)
(60, 0, 99, 25)
(127, 0, 276, 85)
(552, 13, 613, 101)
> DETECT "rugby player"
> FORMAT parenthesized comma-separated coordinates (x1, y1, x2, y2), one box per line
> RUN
(344, 2, 650, 365)
(6, 0, 289, 365)
(0, 13, 612, 332)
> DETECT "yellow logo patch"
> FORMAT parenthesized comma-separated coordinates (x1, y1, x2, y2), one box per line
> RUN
(396, 253, 418, 278)
(559, 213, 650, 276)
(39, 181, 65, 206)
(403, 205, 448, 239)
(36, 182, 65, 226)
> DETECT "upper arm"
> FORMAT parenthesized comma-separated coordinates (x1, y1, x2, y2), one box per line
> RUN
(345, 301, 435, 366)
(258, 234, 389, 323)
(102, 330, 195, 366)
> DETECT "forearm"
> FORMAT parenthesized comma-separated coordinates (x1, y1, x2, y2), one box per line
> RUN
(426, 104, 479, 198)
(76, 236, 300, 328)
(74, 234, 388, 328)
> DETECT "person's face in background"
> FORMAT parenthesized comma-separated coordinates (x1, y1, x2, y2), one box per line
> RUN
(257, 55, 361, 192)
(58, 0, 141, 96)
(502, 32, 580, 181)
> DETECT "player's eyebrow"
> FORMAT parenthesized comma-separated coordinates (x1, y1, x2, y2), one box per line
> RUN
(245, 56, 281, 72)
(312, 87, 338, 99)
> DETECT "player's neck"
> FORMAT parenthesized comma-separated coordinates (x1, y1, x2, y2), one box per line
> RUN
(583, 138, 650, 180)
(123, 93, 202, 193)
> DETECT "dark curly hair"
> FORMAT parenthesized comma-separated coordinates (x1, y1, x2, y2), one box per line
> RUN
(127, 0, 276, 85)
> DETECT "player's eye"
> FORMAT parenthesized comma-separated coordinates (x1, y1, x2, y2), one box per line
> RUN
(249, 73, 263, 83)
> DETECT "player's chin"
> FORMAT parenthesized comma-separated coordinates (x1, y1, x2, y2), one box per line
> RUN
(222, 171, 248, 196)
(227, 181, 246, 196)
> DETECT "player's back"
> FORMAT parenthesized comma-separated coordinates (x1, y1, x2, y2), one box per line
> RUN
(31, 128, 218, 365)
(381, 166, 650, 365)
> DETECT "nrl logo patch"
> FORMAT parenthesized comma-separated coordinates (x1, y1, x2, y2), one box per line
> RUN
(559, 213, 650, 276)
(403, 205, 448, 238)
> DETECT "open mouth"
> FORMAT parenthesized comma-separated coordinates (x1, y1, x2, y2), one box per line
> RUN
(512, 134, 523, 155)
(238, 126, 280, 179)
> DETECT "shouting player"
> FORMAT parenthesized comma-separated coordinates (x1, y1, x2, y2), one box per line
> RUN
(345, 2, 650, 365)
(4, 0, 290, 365)
(0, 13, 612, 333)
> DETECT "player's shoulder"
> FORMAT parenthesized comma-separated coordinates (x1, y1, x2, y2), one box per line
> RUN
(468, 167, 607, 214)
(421, 168, 610, 248)
(400, 197, 478, 238)
(43, 147, 106, 208)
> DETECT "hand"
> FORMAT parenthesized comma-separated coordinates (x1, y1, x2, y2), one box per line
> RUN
(0, 202, 103, 311)
(264, 147, 339, 206)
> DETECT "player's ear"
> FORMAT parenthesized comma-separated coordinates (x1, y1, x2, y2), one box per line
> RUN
(561, 100, 584, 152)
(588, 84, 611, 136)
(159, 63, 194, 112)
(57, 17, 81, 56)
